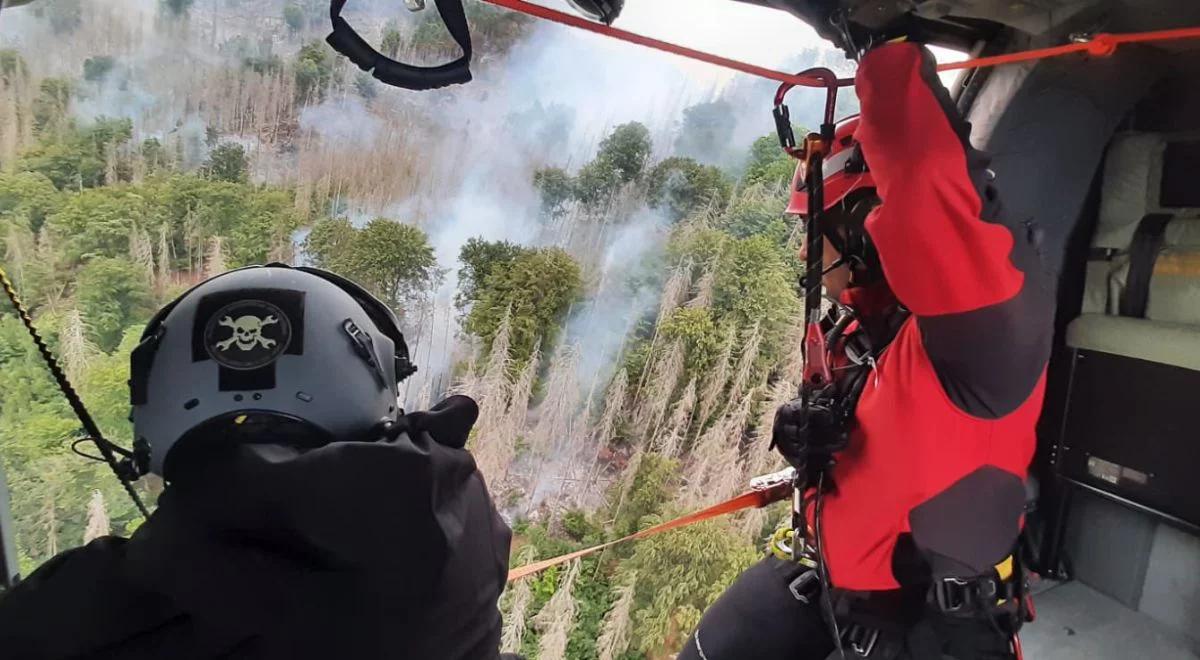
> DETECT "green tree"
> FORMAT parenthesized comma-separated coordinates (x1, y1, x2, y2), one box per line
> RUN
(39, 0, 83, 34)
(674, 99, 736, 164)
(0, 322, 149, 570)
(0, 49, 28, 82)
(294, 41, 334, 103)
(75, 258, 154, 351)
(32, 78, 72, 137)
(573, 158, 623, 207)
(380, 27, 403, 59)
(455, 238, 531, 314)
(625, 519, 757, 654)
(353, 72, 378, 100)
(646, 156, 732, 222)
(711, 234, 800, 361)
(304, 217, 357, 272)
(161, 0, 195, 16)
(226, 187, 300, 266)
(532, 167, 575, 218)
(283, 4, 305, 33)
(572, 122, 653, 208)
(742, 134, 799, 189)
(718, 185, 789, 241)
(44, 187, 148, 262)
(204, 143, 249, 183)
(410, 3, 530, 55)
(140, 138, 170, 173)
(16, 141, 102, 192)
(345, 219, 441, 315)
(305, 218, 441, 317)
(464, 247, 582, 363)
(659, 306, 725, 378)
(82, 56, 116, 82)
(17, 118, 133, 190)
(610, 453, 677, 537)
(0, 172, 63, 233)
(596, 122, 652, 184)
(242, 54, 284, 75)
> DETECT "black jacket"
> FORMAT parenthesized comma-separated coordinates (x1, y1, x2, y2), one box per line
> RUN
(0, 396, 512, 660)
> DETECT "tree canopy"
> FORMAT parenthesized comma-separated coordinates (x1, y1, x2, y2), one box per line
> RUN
(305, 217, 442, 318)
(646, 156, 732, 222)
(461, 243, 583, 364)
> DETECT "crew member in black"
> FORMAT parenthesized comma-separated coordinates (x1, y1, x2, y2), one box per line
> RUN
(0, 265, 514, 660)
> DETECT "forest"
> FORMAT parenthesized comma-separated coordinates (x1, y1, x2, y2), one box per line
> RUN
(0, 1, 851, 658)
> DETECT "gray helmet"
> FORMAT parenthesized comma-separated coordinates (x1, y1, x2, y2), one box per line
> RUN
(130, 264, 417, 479)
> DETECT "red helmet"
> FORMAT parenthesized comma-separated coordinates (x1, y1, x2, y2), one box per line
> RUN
(785, 116, 874, 216)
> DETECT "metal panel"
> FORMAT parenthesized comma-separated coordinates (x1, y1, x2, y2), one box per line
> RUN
(1061, 349, 1200, 529)
(1140, 523, 1200, 643)
(1064, 488, 1155, 608)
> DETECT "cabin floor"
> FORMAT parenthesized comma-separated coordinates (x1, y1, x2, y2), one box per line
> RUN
(1022, 580, 1200, 659)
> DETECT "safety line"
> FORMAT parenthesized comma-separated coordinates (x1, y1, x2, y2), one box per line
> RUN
(480, 1, 1200, 87)
(937, 26, 1200, 71)
(507, 479, 791, 582)
(480, 0, 853, 88)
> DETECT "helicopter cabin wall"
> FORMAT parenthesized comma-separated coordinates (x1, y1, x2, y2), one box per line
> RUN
(961, 44, 1200, 646)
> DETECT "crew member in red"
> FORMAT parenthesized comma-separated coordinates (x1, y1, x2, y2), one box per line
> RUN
(679, 41, 1051, 660)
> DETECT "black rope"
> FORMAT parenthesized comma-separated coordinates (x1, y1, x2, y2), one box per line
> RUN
(814, 472, 845, 658)
(0, 265, 150, 519)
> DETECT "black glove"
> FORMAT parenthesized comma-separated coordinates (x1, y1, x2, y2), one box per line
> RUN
(405, 395, 479, 449)
(770, 394, 846, 484)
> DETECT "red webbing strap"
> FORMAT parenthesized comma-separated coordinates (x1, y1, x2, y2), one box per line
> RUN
(507, 482, 791, 582)
(480, 0, 852, 88)
(479, 0, 1200, 85)
(938, 27, 1200, 73)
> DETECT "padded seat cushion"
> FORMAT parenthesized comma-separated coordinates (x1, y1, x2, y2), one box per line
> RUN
(1066, 313, 1200, 372)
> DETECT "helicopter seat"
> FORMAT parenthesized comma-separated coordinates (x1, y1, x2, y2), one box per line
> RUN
(1060, 130, 1200, 528)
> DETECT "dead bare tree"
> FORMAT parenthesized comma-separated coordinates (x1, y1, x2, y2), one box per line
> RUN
(531, 559, 581, 660)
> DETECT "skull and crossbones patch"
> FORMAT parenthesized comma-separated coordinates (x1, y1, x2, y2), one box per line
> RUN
(203, 300, 293, 370)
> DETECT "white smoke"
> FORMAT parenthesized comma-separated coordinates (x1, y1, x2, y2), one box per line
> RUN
(0, 0, 851, 407)
(299, 95, 386, 147)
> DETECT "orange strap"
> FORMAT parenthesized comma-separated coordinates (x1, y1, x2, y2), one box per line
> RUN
(938, 27, 1200, 72)
(480, 0, 1200, 86)
(481, 0, 850, 88)
(507, 482, 791, 582)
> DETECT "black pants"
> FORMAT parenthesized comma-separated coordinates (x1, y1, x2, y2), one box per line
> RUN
(678, 557, 1017, 660)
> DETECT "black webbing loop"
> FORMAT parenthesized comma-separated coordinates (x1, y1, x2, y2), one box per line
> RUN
(1119, 212, 1172, 318)
(0, 266, 150, 518)
(327, 0, 473, 91)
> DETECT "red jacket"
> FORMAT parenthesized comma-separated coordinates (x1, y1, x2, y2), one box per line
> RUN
(818, 43, 1053, 591)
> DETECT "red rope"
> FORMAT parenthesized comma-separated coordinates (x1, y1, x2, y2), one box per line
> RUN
(481, 0, 852, 88)
(507, 481, 791, 582)
(937, 27, 1200, 72)
(480, 0, 1200, 86)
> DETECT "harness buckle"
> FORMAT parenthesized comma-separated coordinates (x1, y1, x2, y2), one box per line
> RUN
(788, 569, 822, 605)
(843, 624, 880, 657)
(934, 577, 973, 612)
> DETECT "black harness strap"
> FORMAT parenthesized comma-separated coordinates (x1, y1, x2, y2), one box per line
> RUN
(1119, 212, 1173, 318)
(327, 0, 473, 91)
(0, 266, 150, 518)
